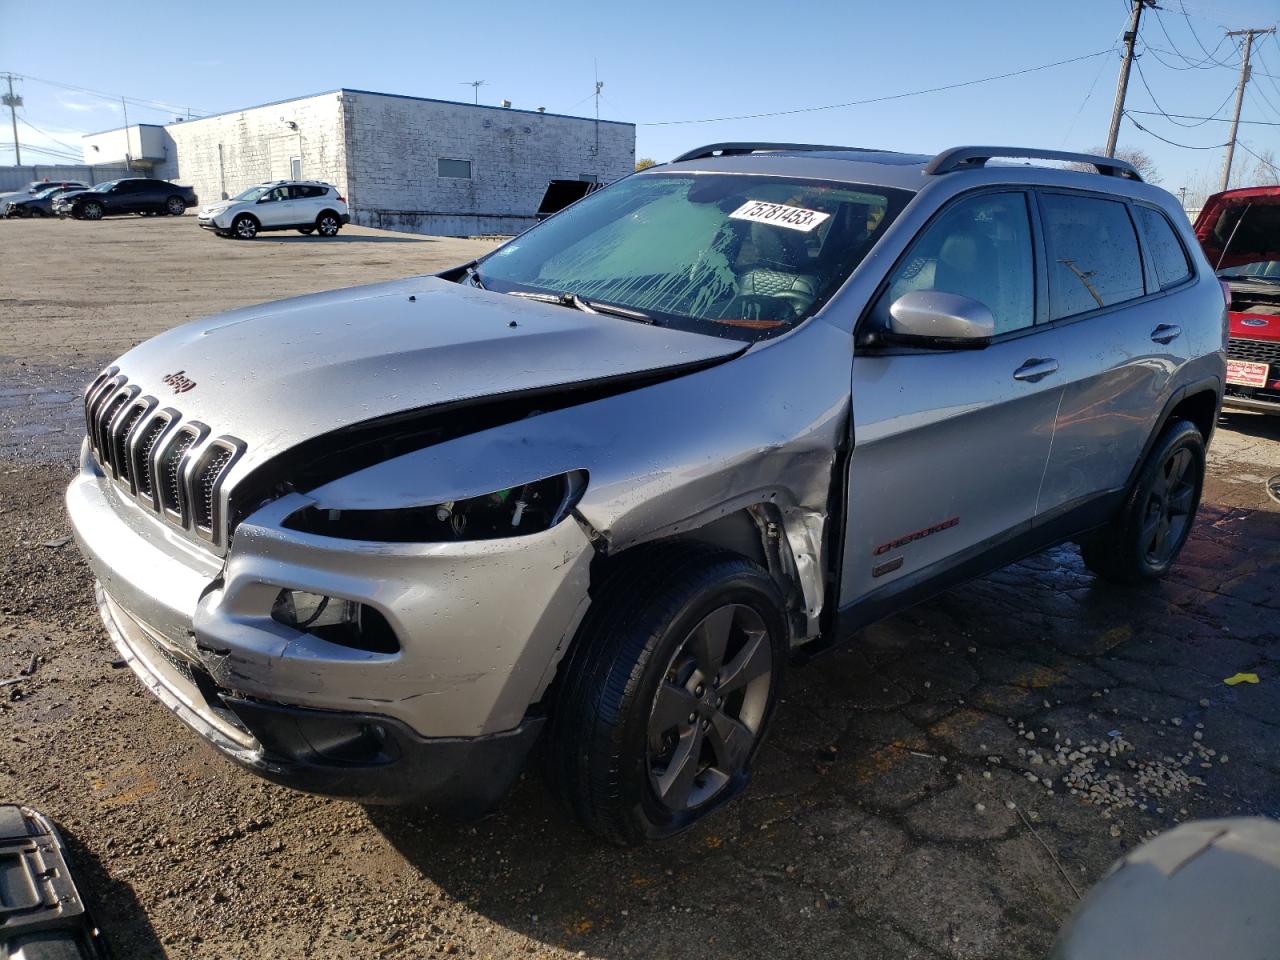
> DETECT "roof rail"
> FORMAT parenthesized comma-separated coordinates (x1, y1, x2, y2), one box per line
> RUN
(924, 146, 1142, 181)
(671, 142, 867, 164)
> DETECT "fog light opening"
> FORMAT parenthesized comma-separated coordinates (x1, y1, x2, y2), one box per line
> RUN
(271, 589, 401, 654)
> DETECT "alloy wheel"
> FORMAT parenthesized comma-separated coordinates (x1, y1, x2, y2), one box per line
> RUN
(235, 218, 257, 239)
(1141, 447, 1196, 565)
(82, 202, 103, 220)
(167, 197, 185, 215)
(646, 603, 773, 812)
(318, 215, 339, 236)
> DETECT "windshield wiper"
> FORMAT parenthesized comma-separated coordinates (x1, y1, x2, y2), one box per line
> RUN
(508, 290, 655, 323)
(464, 264, 486, 289)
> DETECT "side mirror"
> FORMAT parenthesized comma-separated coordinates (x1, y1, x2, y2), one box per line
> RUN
(885, 290, 995, 347)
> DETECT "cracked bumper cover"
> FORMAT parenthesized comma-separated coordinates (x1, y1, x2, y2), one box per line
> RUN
(67, 459, 593, 805)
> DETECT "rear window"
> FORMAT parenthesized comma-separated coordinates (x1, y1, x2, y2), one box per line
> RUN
(1134, 206, 1191, 289)
(1040, 194, 1146, 320)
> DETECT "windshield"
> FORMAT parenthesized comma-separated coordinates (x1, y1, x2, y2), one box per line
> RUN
(475, 173, 911, 339)
(32, 188, 60, 199)
(89, 180, 118, 193)
(233, 185, 272, 202)
(1206, 200, 1280, 275)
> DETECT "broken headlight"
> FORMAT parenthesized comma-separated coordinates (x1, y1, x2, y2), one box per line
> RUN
(282, 470, 587, 542)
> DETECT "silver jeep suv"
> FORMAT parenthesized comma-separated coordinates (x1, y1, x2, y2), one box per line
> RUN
(67, 144, 1226, 843)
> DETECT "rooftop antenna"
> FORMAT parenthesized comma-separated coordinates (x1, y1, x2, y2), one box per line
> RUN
(592, 59, 603, 157)
(459, 80, 487, 104)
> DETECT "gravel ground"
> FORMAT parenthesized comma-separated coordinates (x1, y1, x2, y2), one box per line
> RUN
(0, 216, 1277, 959)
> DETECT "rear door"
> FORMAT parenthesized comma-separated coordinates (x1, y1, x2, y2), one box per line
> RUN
(841, 190, 1062, 610)
(1028, 192, 1191, 520)
(289, 185, 324, 224)
(107, 179, 144, 213)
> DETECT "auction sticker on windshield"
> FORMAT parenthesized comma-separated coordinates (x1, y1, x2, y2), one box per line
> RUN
(730, 200, 831, 233)
(1227, 359, 1270, 388)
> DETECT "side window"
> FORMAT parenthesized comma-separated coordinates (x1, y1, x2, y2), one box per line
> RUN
(1039, 194, 1146, 320)
(1134, 206, 1192, 289)
(882, 192, 1035, 334)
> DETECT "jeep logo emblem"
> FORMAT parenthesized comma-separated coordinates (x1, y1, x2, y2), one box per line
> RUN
(162, 370, 196, 394)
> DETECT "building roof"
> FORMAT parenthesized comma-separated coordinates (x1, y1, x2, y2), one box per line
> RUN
(79, 87, 633, 135)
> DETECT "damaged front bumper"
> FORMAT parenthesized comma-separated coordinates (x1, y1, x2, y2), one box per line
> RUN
(67, 453, 593, 807)
(98, 584, 543, 809)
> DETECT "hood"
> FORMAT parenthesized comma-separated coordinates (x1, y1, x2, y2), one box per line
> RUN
(54, 189, 90, 202)
(200, 199, 235, 215)
(108, 276, 745, 476)
(1194, 190, 1280, 273)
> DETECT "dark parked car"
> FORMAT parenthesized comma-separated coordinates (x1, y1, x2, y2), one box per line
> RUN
(4, 185, 87, 218)
(54, 178, 198, 220)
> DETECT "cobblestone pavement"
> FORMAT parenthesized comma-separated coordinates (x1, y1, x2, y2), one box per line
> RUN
(0, 218, 1276, 959)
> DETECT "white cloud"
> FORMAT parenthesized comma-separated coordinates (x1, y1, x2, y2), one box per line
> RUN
(57, 97, 118, 114)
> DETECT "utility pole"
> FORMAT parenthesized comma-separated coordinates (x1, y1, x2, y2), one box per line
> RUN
(2, 74, 22, 166)
(1105, 0, 1153, 158)
(121, 97, 132, 171)
(1220, 27, 1275, 191)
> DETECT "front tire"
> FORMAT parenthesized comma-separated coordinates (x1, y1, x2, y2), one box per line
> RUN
(231, 214, 258, 239)
(548, 544, 787, 845)
(297, 227, 315, 235)
(1081, 419, 1205, 584)
(79, 201, 104, 221)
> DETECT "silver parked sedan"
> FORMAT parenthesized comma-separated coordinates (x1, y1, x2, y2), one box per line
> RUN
(68, 143, 1226, 843)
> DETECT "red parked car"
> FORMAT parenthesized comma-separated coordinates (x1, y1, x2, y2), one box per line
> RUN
(1194, 186, 1280, 414)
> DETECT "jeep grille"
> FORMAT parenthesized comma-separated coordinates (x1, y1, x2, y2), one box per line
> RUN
(83, 367, 244, 548)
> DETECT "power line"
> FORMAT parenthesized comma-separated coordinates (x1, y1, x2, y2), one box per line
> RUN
(16, 115, 82, 154)
(1236, 139, 1280, 176)
(1178, 1, 1235, 64)
(1061, 14, 1135, 146)
(4, 70, 208, 119)
(1150, 5, 1236, 68)
(1133, 55, 1236, 126)
(1127, 107, 1280, 125)
(1124, 111, 1229, 147)
(639, 49, 1113, 126)
(1139, 42, 1236, 70)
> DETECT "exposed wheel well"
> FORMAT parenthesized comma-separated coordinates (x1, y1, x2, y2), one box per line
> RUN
(1166, 389, 1218, 443)
(584, 506, 810, 643)
(233, 212, 260, 226)
(317, 208, 340, 221)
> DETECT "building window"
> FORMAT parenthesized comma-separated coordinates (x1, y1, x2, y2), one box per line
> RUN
(289, 156, 302, 179)
(438, 158, 472, 179)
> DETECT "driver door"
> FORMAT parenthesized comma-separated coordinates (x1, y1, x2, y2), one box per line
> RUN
(255, 185, 293, 227)
(840, 190, 1062, 617)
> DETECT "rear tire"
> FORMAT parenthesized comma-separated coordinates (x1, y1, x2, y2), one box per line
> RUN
(547, 543, 787, 845)
(1081, 419, 1205, 584)
(315, 211, 341, 237)
(231, 214, 258, 239)
(165, 196, 186, 216)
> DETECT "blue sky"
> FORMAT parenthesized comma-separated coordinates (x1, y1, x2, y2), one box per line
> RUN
(2, 0, 1277, 201)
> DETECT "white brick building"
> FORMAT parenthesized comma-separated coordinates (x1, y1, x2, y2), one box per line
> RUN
(82, 89, 635, 236)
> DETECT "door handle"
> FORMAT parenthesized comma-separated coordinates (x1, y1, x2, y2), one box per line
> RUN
(1151, 323, 1182, 344)
(1013, 358, 1059, 382)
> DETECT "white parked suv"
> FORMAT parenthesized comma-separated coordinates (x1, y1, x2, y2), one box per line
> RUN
(197, 180, 349, 239)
